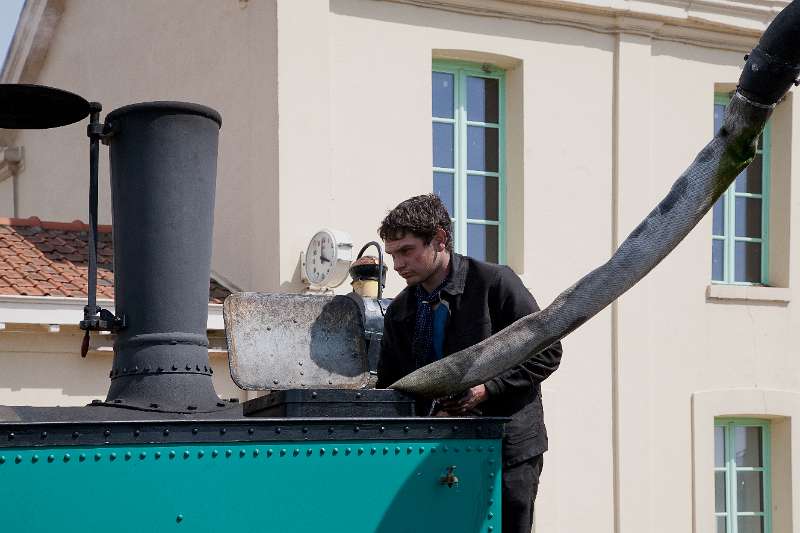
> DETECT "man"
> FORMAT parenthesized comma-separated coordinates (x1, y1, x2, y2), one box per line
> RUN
(376, 194, 562, 533)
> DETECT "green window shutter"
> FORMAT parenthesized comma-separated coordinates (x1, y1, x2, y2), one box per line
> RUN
(714, 418, 772, 533)
(711, 93, 771, 285)
(432, 60, 506, 264)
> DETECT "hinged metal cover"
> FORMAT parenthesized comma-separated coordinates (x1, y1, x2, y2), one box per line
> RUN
(224, 293, 370, 390)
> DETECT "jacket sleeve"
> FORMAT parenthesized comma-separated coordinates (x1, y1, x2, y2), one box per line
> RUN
(484, 266, 563, 397)
(376, 307, 403, 389)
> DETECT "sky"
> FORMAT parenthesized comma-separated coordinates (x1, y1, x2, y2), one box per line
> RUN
(0, 0, 25, 70)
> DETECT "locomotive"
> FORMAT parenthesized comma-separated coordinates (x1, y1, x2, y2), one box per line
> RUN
(0, 86, 502, 532)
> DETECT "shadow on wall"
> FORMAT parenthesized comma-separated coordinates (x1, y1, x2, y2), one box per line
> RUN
(329, 0, 615, 52)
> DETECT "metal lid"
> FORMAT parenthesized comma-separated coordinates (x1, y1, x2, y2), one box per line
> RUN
(224, 293, 370, 390)
(0, 84, 91, 129)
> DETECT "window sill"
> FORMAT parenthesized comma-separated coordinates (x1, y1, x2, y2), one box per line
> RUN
(706, 284, 791, 303)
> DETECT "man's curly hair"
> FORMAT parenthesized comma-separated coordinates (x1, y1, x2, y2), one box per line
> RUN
(379, 194, 453, 252)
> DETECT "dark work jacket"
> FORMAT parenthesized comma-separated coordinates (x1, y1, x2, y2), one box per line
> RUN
(376, 253, 563, 467)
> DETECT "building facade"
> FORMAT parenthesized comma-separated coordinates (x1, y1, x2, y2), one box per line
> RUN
(0, 0, 798, 531)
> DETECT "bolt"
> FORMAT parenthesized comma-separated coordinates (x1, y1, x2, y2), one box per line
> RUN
(124, 452, 132, 460)
(104, 430, 111, 437)
(253, 449, 260, 457)
(48, 455, 55, 463)
(155, 452, 161, 459)
(239, 450, 246, 458)
(453, 426, 459, 431)
(212, 450, 219, 458)
(311, 392, 318, 399)
(354, 426, 360, 433)
(40, 431, 47, 439)
(267, 449, 273, 457)
(355, 392, 362, 399)
(488, 528, 494, 533)
(94, 453, 102, 461)
(328, 427, 334, 434)
(379, 426, 385, 433)
(488, 499, 494, 505)
(198, 451, 205, 458)
(172, 365, 178, 371)
(419, 447, 425, 454)
(186, 365, 191, 371)
(220, 428, 227, 435)
(134, 430, 141, 437)
(164, 429, 170, 436)
(196, 365, 200, 371)
(383, 447, 389, 455)
(428, 426, 434, 433)
(140, 452, 147, 460)
(293, 449, 300, 456)
(403, 426, 409, 433)
(15, 455, 22, 464)
(488, 512, 494, 520)
(306, 449, 313, 456)
(79, 454, 86, 462)
(8, 432, 14, 440)
(31, 455, 38, 463)
(225, 450, 232, 457)
(0, 456, 4, 464)
(248, 428, 255, 435)
(192, 428, 199, 435)
(183, 451, 190, 459)
(275, 427, 281, 434)
(489, 472, 495, 478)
(273, 379, 279, 385)
(407, 447, 413, 454)
(176, 515, 184, 523)
(63, 454, 71, 462)
(370, 448, 376, 455)
(210, 368, 214, 374)
(280, 449, 287, 456)
(133, 366, 139, 372)
(302, 427, 309, 434)
(169, 451, 176, 459)
(123, 368, 127, 373)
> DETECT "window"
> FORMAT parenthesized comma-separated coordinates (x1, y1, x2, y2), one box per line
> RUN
(712, 94, 771, 284)
(432, 61, 505, 263)
(714, 419, 772, 533)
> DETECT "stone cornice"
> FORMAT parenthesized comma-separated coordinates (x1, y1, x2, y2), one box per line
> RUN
(384, 0, 787, 50)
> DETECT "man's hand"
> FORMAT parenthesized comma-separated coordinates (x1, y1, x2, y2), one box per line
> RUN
(434, 384, 489, 415)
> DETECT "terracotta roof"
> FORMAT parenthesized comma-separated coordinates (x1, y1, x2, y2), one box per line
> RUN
(0, 217, 231, 303)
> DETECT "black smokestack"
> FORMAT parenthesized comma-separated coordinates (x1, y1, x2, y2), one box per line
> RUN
(103, 102, 223, 412)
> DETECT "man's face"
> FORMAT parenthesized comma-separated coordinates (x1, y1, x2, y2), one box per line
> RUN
(384, 232, 444, 287)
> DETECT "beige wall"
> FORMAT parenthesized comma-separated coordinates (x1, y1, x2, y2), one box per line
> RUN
(0, 329, 244, 406)
(1, 1, 799, 532)
(6, 0, 279, 292)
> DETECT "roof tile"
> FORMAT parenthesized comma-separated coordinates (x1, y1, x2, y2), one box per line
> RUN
(0, 217, 231, 303)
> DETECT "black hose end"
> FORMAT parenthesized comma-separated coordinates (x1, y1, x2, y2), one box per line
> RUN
(738, 46, 800, 106)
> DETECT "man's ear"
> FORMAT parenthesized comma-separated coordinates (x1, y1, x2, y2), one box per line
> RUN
(433, 228, 448, 252)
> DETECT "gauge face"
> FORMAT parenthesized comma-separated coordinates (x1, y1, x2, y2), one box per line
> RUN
(305, 231, 337, 285)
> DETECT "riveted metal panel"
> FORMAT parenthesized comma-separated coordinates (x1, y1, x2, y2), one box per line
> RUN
(0, 439, 501, 533)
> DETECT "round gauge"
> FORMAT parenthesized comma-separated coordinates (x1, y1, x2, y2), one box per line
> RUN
(303, 229, 353, 288)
